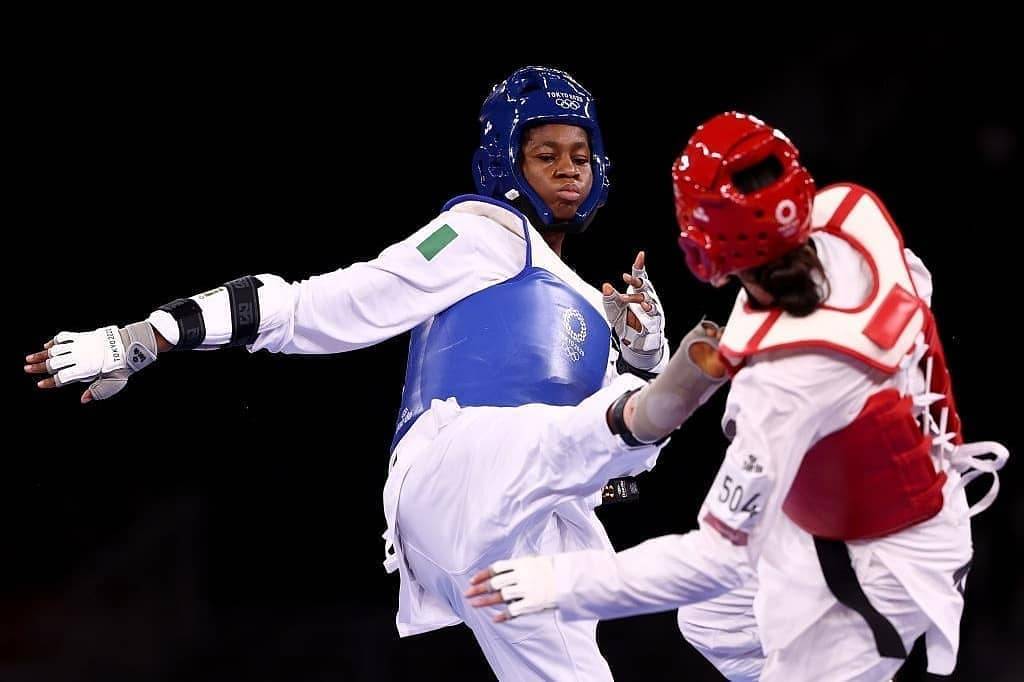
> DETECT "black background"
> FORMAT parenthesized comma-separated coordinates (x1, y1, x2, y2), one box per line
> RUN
(9, 24, 1021, 681)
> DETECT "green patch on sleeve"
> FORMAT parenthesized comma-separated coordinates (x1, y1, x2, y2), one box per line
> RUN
(416, 224, 458, 261)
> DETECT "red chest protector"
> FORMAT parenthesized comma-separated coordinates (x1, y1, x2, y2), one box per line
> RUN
(719, 184, 961, 540)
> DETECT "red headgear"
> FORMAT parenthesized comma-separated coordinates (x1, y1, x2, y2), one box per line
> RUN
(673, 112, 816, 282)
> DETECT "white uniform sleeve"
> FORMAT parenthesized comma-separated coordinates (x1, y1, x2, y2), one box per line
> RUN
(147, 211, 524, 354)
(553, 350, 874, 621)
(553, 530, 755, 621)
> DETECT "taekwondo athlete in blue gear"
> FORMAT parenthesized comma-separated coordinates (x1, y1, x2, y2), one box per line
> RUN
(384, 67, 678, 680)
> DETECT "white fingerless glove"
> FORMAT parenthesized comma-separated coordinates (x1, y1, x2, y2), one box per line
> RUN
(603, 262, 665, 370)
(46, 321, 158, 399)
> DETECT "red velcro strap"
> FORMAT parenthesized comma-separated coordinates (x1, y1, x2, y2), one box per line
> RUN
(864, 284, 920, 350)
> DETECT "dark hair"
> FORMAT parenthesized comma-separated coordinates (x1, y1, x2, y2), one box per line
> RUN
(732, 156, 784, 193)
(746, 243, 829, 317)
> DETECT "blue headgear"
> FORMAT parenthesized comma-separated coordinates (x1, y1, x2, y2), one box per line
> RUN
(472, 66, 610, 233)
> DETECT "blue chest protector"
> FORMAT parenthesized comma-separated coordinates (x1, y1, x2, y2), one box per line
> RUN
(391, 196, 610, 451)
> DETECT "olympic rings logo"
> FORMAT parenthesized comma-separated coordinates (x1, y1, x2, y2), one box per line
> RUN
(561, 308, 588, 362)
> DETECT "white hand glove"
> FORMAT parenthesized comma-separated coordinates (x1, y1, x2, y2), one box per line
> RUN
(603, 251, 665, 370)
(42, 322, 158, 400)
(483, 556, 558, 619)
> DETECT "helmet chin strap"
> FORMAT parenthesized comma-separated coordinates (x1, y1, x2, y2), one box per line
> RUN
(504, 189, 598, 235)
